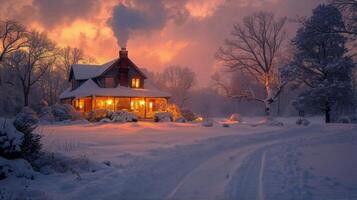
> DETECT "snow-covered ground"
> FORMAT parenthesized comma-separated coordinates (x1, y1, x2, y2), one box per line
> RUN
(1, 117, 357, 200)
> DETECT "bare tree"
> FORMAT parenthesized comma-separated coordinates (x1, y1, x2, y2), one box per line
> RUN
(6, 32, 56, 106)
(156, 66, 196, 108)
(216, 12, 287, 116)
(0, 20, 27, 84)
(59, 46, 84, 76)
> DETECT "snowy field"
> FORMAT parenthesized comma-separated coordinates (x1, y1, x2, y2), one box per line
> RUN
(1, 117, 357, 200)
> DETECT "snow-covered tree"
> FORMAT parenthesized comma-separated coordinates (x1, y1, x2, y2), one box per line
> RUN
(283, 5, 355, 123)
(216, 12, 287, 116)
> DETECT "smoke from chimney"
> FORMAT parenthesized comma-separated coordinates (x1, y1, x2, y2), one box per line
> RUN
(107, 1, 169, 48)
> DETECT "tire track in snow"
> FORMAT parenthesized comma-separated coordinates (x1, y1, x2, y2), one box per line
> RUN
(258, 151, 266, 200)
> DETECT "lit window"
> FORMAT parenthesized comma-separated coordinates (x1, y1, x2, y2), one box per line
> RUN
(131, 78, 140, 88)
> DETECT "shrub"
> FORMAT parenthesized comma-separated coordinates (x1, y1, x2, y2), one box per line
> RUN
(87, 109, 110, 122)
(181, 109, 197, 121)
(13, 107, 38, 133)
(111, 110, 138, 122)
(0, 119, 23, 159)
(154, 112, 173, 122)
(166, 104, 181, 121)
(13, 107, 41, 161)
(51, 104, 82, 121)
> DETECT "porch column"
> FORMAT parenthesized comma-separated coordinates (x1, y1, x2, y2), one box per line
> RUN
(144, 97, 147, 119)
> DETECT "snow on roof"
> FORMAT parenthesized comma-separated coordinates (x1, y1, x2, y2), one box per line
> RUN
(72, 59, 117, 80)
(60, 79, 171, 99)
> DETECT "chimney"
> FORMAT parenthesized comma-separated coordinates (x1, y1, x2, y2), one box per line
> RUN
(119, 47, 128, 59)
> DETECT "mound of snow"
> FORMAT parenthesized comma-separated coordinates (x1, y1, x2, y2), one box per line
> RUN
(154, 112, 173, 122)
(296, 118, 310, 126)
(202, 119, 214, 127)
(0, 157, 34, 180)
(228, 113, 242, 123)
(111, 110, 138, 123)
(255, 117, 284, 127)
(175, 117, 187, 123)
(100, 118, 112, 123)
(338, 116, 351, 124)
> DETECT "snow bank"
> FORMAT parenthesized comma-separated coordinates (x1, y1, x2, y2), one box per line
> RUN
(0, 157, 34, 180)
(228, 113, 243, 123)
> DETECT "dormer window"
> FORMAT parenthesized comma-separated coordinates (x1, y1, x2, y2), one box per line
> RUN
(131, 78, 140, 88)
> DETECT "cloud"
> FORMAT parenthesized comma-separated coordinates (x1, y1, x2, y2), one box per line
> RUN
(31, 0, 100, 28)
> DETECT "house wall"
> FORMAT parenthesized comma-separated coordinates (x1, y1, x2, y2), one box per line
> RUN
(73, 96, 168, 119)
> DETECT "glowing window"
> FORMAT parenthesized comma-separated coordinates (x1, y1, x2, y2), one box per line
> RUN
(131, 78, 140, 88)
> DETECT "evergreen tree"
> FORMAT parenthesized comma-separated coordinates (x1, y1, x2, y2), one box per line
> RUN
(283, 5, 355, 123)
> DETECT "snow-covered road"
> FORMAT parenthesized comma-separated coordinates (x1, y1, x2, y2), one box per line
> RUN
(2, 120, 357, 200)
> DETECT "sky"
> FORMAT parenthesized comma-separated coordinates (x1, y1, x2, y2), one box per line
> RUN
(0, 0, 323, 86)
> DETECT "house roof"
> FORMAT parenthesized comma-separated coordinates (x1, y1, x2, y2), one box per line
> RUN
(71, 59, 117, 80)
(70, 56, 147, 81)
(59, 79, 171, 99)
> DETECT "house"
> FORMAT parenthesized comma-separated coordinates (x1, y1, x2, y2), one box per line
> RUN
(59, 48, 171, 119)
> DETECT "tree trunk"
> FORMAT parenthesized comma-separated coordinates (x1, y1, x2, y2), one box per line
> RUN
(23, 88, 30, 107)
(325, 102, 331, 123)
(264, 77, 271, 116)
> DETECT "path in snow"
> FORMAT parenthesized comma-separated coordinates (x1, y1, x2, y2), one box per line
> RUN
(112, 125, 328, 200)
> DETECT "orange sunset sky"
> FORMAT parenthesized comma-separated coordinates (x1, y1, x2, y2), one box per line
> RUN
(0, 0, 322, 85)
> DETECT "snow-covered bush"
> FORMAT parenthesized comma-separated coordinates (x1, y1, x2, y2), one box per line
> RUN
(111, 110, 138, 123)
(228, 113, 242, 123)
(256, 117, 284, 127)
(175, 117, 186, 123)
(181, 109, 197, 121)
(337, 116, 351, 124)
(51, 104, 82, 121)
(13, 107, 38, 133)
(202, 119, 214, 127)
(0, 119, 23, 159)
(87, 109, 110, 122)
(39, 105, 55, 122)
(0, 157, 34, 180)
(13, 107, 42, 161)
(154, 112, 173, 122)
(296, 118, 310, 126)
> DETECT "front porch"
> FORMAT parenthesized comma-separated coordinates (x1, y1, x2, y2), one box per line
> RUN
(67, 96, 168, 119)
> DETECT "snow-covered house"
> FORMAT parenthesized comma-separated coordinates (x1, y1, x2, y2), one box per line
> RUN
(59, 48, 171, 119)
